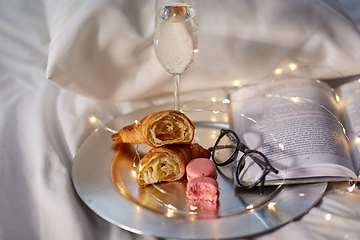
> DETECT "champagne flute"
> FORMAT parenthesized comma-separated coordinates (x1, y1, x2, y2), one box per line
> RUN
(154, 0, 199, 110)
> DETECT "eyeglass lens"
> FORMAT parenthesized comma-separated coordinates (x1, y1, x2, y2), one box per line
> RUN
(237, 152, 266, 187)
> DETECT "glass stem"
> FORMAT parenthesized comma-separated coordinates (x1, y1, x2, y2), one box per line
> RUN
(173, 74, 181, 110)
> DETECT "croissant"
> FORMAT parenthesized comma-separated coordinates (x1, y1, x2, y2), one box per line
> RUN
(136, 143, 211, 187)
(111, 110, 195, 147)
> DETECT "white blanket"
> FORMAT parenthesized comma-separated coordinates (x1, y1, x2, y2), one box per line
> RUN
(44, 0, 360, 102)
(1, 0, 360, 239)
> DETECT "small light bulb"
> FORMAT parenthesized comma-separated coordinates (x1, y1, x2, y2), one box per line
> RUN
(275, 69, 282, 75)
(211, 97, 217, 103)
(233, 80, 240, 86)
(325, 213, 331, 221)
(348, 183, 356, 193)
(89, 116, 97, 123)
(222, 99, 230, 104)
(267, 202, 276, 211)
(246, 204, 254, 210)
(291, 97, 299, 102)
(167, 208, 175, 218)
(279, 144, 285, 151)
(335, 94, 340, 102)
(290, 64, 297, 71)
(189, 205, 198, 211)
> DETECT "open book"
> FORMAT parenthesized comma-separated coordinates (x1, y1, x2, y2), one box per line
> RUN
(229, 77, 360, 185)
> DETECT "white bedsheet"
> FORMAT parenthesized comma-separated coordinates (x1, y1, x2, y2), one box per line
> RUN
(1, 0, 360, 239)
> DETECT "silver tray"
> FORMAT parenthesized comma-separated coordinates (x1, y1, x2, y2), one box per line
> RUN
(72, 104, 327, 239)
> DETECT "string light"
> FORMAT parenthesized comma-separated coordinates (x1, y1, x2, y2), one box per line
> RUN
(166, 208, 176, 218)
(291, 97, 299, 102)
(335, 94, 340, 102)
(279, 143, 285, 151)
(246, 204, 254, 210)
(89, 116, 97, 123)
(129, 76, 360, 219)
(348, 183, 356, 192)
(222, 99, 230, 104)
(290, 63, 297, 71)
(267, 202, 276, 211)
(189, 205, 198, 211)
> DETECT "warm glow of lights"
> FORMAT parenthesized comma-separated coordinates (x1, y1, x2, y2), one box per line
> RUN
(358, 79, 360, 83)
(222, 99, 230, 104)
(211, 130, 218, 139)
(189, 205, 198, 211)
(267, 202, 276, 211)
(246, 204, 254, 210)
(279, 144, 285, 151)
(291, 97, 299, 102)
(348, 183, 356, 192)
(290, 63, 297, 71)
(211, 97, 217, 103)
(299, 193, 305, 197)
(275, 69, 282, 75)
(356, 137, 360, 144)
(167, 208, 175, 218)
(335, 94, 340, 102)
(325, 213, 331, 221)
(213, 110, 220, 114)
(131, 170, 137, 178)
(234, 80, 240, 86)
(89, 116, 97, 123)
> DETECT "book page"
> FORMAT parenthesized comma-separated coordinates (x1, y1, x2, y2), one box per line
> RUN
(229, 77, 357, 182)
(336, 80, 360, 176)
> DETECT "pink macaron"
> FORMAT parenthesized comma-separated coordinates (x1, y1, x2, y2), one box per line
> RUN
(186, 158, 217, 181)
(186, 176, 219, 203)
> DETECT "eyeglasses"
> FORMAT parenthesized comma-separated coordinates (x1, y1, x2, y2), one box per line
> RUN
(209, 129, 279, 194)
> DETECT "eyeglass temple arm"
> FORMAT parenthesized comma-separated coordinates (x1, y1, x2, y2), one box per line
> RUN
(245, 150, 279, 175)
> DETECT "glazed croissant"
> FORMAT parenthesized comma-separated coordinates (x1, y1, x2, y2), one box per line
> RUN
(137, 143, 211, 187)
(111, 110, 195, 147)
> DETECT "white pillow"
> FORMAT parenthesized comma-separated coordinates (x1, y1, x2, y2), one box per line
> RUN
(44, 0, 360, 102)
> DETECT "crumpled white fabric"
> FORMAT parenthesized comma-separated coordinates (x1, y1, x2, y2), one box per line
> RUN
(44, 0, 360, 102)
(1, 0, 360, 239)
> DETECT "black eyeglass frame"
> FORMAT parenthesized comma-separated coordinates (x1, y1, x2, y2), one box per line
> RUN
(209, 129, 279, 193)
